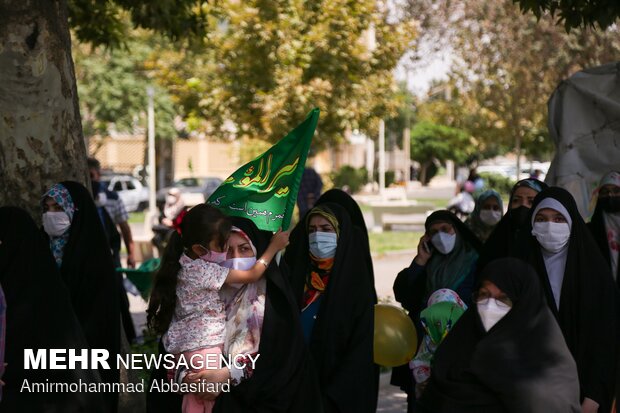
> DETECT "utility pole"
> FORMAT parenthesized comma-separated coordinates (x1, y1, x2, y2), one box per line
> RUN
(379, 119, 385, 197)
(146, 86, 157, 234)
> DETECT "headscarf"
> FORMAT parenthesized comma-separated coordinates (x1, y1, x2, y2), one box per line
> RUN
(315, 189, 377, 301)
(427, 288, 468, 309)
(285, 199, 378, 413)
(511, 178, 545, 200)
(465, 190, 504, 242)
(303, 205, 339, 308)
(425, 211, 481, 296)
(588, 171, 620, 283)
(420, 258, 580, 413)
(46, 181, 121, 412)
(529, 198, 572, 308)
(220, 226, 265, 357)
(522, 187, 618, 410)
(41, 183, 76, 267)
(410, 289, 467, 385)
(305, 204, 340, 236)
(477, 179, 548, 271)
(0, 207, 105, 412)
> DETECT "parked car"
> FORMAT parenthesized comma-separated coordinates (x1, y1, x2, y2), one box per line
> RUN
(156, 176, 223, 207)
(100, 174, 149, 212)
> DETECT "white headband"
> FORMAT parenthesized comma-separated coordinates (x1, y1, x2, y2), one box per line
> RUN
(531, 198, 572, 230)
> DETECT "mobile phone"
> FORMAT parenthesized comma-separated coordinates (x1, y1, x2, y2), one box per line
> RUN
(423, 240, 433, 254)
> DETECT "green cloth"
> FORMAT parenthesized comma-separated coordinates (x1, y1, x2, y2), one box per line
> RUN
(207, 109, 319, 231)
(420, 301, 466, 345)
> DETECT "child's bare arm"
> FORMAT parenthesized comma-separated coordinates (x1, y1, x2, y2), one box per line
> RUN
(225, 229, 289, 284)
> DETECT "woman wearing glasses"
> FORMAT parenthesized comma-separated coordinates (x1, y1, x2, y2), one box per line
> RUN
(418, 258, 580, 413)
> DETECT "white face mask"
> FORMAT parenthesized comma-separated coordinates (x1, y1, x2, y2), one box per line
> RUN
(479, 209, 502, 226)
(221, 257, 257, 289)
(221, 257, 257, 270)
(532, 222, 571, 253)
(42, 211, 71, 237)
(309, 231, 338, 259)
(477, 299, 511, 331)
(431, 232, 456, 255)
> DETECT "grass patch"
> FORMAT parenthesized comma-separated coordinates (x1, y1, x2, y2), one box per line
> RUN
(413, 198, 450, 208)
(128, 211, 146, 224)
(369, 231, 423, 255)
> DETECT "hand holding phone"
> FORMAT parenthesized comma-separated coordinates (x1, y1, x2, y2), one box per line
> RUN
(416, 235, 433, 266)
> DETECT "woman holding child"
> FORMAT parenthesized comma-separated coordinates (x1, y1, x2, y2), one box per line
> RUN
(146, 205, 321, 413)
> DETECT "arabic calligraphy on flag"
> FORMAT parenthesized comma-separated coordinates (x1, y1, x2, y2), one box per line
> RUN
(207, 108, 320, 231)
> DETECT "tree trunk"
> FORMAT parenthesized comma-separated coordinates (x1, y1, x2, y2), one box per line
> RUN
(0, 0, 88, 219)
(420, 161, 429, 186)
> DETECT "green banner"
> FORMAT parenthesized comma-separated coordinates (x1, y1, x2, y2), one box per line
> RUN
(207, 108, 319, 231)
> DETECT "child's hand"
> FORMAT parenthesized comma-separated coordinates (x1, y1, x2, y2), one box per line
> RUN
(269, 228, 290, 251)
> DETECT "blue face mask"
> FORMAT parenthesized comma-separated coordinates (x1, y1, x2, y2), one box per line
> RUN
(309, 231, 338, 259)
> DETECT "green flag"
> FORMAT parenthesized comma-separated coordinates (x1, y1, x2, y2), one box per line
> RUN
(207, 108, 320, 231)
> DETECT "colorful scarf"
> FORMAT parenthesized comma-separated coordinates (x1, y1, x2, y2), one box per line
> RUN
(510, 179, 545, 203)
(411, 290, 467, 385)
(303, 255, 334, 308)
(42, 183, 75, 267)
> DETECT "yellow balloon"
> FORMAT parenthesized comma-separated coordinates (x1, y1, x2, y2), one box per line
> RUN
(374, 304, 418, 367)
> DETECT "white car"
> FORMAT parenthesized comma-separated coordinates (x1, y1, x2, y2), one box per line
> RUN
(100, 174, 149, 212)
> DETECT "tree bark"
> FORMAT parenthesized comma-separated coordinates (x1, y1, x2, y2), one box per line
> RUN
(420, 161, 430, 186)
(0, 0, 88, 219)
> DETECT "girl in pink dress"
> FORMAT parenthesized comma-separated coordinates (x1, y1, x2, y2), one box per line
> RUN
(147, 205, 288, 413)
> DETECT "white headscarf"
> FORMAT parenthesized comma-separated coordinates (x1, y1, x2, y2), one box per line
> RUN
(531, 198, 572, 309)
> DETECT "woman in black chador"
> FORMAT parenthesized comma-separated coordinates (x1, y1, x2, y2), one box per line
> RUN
(521, 187, 618, 412)
(284, 190, 378, 413)
(419, 258, 580, 413)
(42, 181, 121, 412)
(0, 206, 105, 412)
(478, 178, 548, 270)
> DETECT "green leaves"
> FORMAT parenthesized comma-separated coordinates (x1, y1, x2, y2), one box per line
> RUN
(74, 38, 177, 140)
(148, 0, 415, 148)
(513, 0, 620, 31)
(68, 0, 211, 47)
(409, 121, 473, 165)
